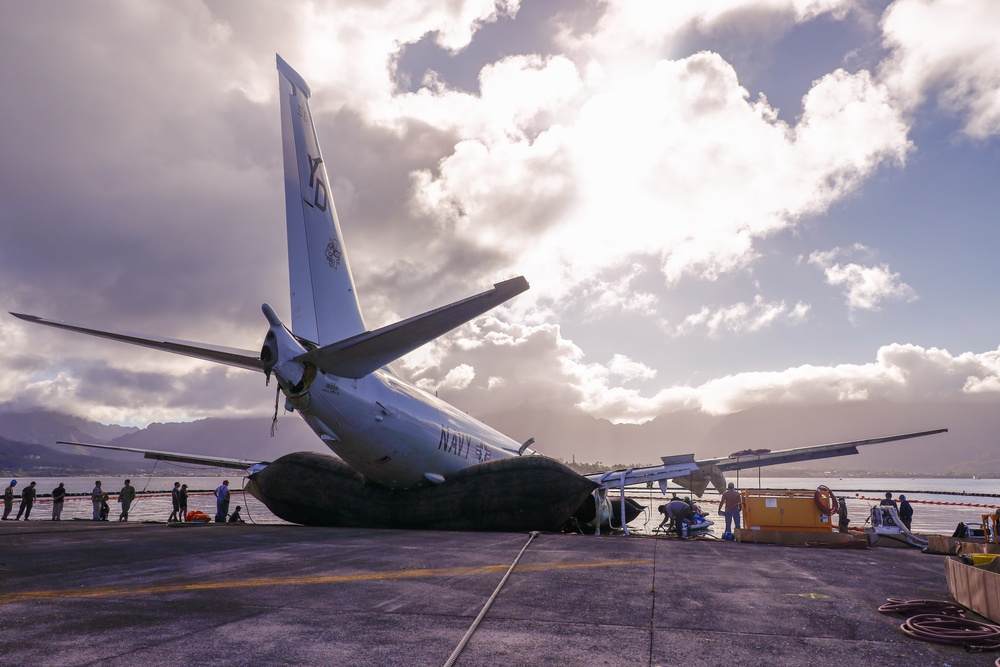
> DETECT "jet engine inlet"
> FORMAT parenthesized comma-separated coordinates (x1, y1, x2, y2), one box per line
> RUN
(260, 331, 278, 372)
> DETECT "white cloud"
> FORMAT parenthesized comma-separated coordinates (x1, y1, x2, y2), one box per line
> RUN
(880, 0, 1000, 139)
(673, 295, 810, 337)
(655, 343, 1000, 418)
(399, 315, 1000, 424)
(809, 245, 917, 313)
(405, 50, 911, 305)
(288, 1, 521, 114)
(608, 354, 657, 382)
(3, 0, 995, 435)
(561, 0, 856, 69)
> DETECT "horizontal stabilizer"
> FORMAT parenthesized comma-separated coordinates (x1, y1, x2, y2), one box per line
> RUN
(55, 440, 266, 471)
(294, 276, 530, 378)
(10, 312, 263, 373)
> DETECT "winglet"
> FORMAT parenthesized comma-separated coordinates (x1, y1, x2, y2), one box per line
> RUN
(276, 54, 311, 98)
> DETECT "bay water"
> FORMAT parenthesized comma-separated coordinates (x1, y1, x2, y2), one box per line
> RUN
(4, 474, 996, 536)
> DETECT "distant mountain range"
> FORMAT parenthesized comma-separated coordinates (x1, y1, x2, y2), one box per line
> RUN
(480, 399, 998, 477)
(0, 399, 995, 478)
(0, 408, 325, 476)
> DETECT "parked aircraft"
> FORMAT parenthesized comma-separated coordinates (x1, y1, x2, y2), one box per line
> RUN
(13, 56, 947, 532)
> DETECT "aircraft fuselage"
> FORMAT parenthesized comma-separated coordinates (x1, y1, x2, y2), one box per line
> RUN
(285, 366, 521, 489)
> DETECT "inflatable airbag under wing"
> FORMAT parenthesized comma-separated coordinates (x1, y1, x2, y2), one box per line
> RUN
(246, 452, 599, 532)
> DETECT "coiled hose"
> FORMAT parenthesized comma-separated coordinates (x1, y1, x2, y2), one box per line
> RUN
(878, 598, 965, 617)
(879, 598, 1000, 657)
(900, 614, 1000, 651)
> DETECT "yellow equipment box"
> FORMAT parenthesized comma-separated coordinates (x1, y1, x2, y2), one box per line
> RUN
(742, 489, 835, 533)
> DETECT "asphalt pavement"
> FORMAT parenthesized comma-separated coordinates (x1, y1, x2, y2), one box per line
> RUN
(0, 520, 986, 666)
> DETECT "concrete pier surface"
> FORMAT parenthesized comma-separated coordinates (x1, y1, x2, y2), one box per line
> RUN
(0, 521, 988, 666)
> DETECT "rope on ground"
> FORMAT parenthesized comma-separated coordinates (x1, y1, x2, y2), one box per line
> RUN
(130, 460, 159, 514)
(442, 531, 539, 667)
(241, 478, 257, 525)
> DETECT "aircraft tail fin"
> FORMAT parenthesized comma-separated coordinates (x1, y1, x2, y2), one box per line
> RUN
(277, 55, 366, 346)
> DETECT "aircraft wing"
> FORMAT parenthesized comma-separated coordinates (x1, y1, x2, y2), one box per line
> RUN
(698, 428, 949, 472)
(55, 440, 267, 471)
(585, 428, 947, 497)
(10, 312, 263, 372)
(585, 454, 701, 490)
(294, 276, 529, 379)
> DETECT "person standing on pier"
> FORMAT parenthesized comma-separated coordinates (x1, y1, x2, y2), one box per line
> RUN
(51, 482, 66, 520)
(879, 491, 898, 509)
(118, 480, 136, 522)
(719, 482, 742, 539)
(169, 482, 181, 522)
(214, 480, 230, 523)
(838, 498, 849, 533)
(179, 484, 189, 521)
(15, 481, 37, 520)
(91, 481, 103, 520)
(898, 495, 914, 530)
(2, 480, 15, 520)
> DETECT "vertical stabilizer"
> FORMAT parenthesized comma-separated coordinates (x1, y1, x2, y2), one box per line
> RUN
(276, 55, 366, 345)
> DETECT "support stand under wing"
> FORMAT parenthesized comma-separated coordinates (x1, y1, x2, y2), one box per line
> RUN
(586, 455, 700, 536)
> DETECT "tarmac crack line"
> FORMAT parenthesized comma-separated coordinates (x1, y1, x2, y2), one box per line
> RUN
(0, 558, 653, 605)
(648, 538, 658, 667)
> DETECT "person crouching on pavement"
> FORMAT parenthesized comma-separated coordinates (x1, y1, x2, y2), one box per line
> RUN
(228, 506, 245, 524)
(658, 499, 693, 538)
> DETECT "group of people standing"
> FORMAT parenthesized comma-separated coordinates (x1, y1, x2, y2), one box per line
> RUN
(168, 481, 190, 522)
(655, 482, 744, 540)
(2, 480, 37, 520)
(213, 480, 244, 524)
(651, 485, 917, 539)
(4, 480, 59, 521)
(167, 479, 242, 524)
(3, 478, 244, 523)
(88, 480, 140, 521)
(2, 479, 140, 522)
(880, 491, 915, 529)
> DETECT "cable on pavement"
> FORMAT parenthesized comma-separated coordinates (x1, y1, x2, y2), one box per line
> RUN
(443, 531, 539, 667)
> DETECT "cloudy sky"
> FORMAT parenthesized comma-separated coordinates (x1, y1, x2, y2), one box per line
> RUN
(1, 0, 999, 435)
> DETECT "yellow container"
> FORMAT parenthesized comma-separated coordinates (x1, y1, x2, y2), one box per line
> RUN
(742, 489, 835, 533)
(970, 553, 1000, 566)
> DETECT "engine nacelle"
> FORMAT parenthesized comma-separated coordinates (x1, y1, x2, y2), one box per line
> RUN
(260, 303, 312, 395)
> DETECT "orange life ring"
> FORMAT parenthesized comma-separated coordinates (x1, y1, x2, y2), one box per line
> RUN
(814, 485, 839, 516)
